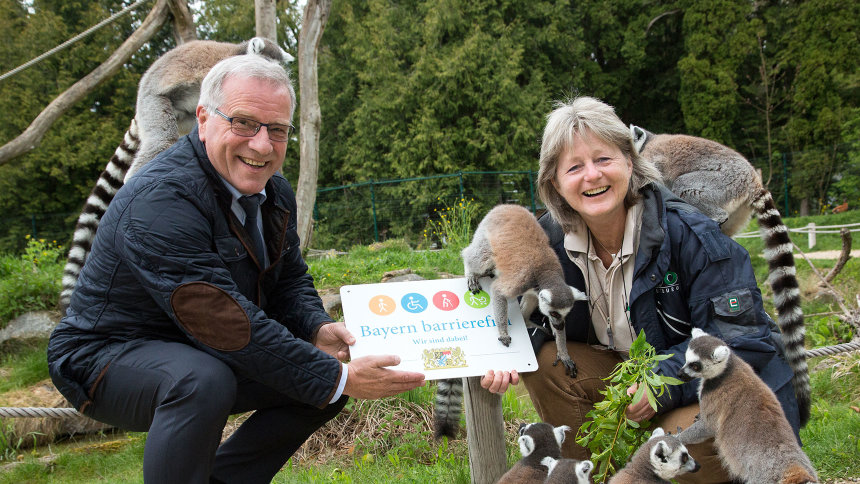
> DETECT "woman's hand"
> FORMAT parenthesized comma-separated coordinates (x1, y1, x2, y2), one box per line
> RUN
(625, 383, 657, 422)
(480, 369, 520, 394)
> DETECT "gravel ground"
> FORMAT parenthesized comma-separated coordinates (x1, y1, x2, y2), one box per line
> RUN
(801, 249, 860, 259)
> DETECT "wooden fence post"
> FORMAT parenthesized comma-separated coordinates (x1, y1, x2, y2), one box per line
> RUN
(463, 376, 507, 484)
(808, 222, 816, 249)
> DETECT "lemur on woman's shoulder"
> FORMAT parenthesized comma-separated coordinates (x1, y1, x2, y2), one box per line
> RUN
(631, 125, 810, 427)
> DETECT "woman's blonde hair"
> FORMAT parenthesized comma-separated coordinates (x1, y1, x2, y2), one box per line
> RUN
(537, 96, 662, 233)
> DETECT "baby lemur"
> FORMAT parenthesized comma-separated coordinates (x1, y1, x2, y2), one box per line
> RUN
(541, 456, 594, 484)
(608, 427, 699, 484)
(678, 328, 818, 484)
(497, 422, 570, 484)
(462, 204, 587, 377)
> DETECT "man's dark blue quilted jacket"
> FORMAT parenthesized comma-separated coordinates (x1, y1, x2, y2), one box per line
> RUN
(48, 127, 340, 413)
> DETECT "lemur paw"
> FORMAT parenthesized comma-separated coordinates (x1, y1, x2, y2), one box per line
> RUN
(498, 335, 512, 347)
(553, 356, 578, 378)
(467, 277, 481, 294)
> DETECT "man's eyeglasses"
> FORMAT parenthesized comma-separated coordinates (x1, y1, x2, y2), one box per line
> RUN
(213, 109, 295, 142)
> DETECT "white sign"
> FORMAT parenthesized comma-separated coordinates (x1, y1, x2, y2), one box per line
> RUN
(340, 277, 538, 380)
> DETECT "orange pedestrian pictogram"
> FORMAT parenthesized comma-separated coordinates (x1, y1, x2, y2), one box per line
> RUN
(369, 295, 396, 315)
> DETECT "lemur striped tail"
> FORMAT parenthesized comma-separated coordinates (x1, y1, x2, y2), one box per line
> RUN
(752, 188, 810, 426)
(433, 378, 464, 439)
(59, 118, 139, 311)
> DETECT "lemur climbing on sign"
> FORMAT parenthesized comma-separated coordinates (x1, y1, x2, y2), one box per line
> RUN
(677, 328, 818, 484)
(631, 125, 810, 427)
(433, 204, 587, 440)
(59, 38, 291, 310)
(462, 204, 587, 374)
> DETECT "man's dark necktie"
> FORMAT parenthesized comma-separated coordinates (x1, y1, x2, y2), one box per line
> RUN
(238, 194, 266, 265)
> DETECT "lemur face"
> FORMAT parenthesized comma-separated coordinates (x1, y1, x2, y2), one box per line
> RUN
(679, 330, 731, 381)
(651, 437, 700, 480)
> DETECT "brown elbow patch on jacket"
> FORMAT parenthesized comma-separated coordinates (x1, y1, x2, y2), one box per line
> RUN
(171, 282, 251, 351)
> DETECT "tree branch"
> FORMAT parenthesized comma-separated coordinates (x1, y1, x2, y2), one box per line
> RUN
(793, 242, 859, 334)
(646, 9, 681, 35)
(167, 0, 197, 44)
(0, 0, 171, 166)
(821, 228, 852, 286)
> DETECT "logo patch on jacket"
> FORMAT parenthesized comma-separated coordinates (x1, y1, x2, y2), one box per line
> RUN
(656, 271, 679, 294)
(728, 297, 740, 311)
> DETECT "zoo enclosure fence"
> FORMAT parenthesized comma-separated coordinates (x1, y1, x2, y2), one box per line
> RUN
(2, 168, 858, 254)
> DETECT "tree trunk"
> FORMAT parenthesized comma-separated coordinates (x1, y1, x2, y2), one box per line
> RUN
(800, 198, 810, 216)
(255, 0, 277, 41)
(167, 0, 197, 44)
(0, 0, 171, 166)
(296, 0, 331, 250)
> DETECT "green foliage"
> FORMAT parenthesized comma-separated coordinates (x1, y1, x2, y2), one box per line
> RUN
(422, 197, 481, 250)
(576, 330, 683, 483)
(0, 0, 175, 254)
(0, 236, 63, 327)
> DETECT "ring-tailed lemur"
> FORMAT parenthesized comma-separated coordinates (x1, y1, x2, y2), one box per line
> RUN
(497, 422, 569, 484)
(608, 427, 699, 484)
(433, 205, 588, 439)
(463, 204, 587, 371)
(432, 378, 463, 439)
(59, 38, 291, 310)
(541, 456, 594, 484)
(678, 329, 818, 484)
(631, 125, 810, 427)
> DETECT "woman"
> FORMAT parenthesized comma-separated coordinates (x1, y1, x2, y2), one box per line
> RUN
(485, 96, 801, 484)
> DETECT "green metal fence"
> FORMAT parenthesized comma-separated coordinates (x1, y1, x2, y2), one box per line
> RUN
(311, 171, 542, 249)
(2, 149, 858, 255)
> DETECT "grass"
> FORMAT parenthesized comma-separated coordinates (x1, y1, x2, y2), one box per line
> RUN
(0, 340, 51, 395)
(0, 209, 859, 481)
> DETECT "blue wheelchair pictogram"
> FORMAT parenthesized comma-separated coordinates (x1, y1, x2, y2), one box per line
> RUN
(401, 293, 428, 313)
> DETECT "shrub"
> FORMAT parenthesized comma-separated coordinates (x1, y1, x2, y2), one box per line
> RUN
(0, 236, 64, 327)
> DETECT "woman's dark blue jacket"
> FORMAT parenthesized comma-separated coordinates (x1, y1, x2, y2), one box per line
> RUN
(529, 183, 801, 434)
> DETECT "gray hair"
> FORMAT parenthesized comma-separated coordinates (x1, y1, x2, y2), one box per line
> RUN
(537, 96, 662, 233)
(198, 54, 296, 122)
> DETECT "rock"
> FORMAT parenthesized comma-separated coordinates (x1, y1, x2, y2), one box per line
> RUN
(383, 273, 425, 283)
(381, 269, 427, 283)
(321, 293, 342, 319)
(0, 310, 61, 344)
(381, 268, 413, 282)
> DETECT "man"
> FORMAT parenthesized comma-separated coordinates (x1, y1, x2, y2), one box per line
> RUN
(48, 54, 425, 483)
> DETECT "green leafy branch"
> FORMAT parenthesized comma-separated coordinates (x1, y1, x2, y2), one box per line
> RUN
(575, 330, 683, 483)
